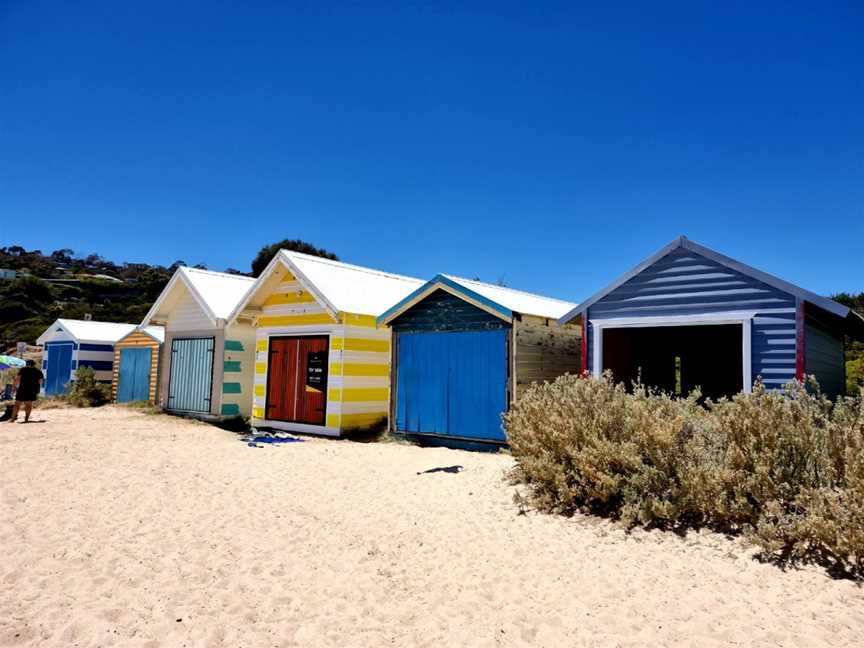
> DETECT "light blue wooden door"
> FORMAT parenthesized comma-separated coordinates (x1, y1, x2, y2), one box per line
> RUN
(45, 343, 73, 395)
(396, 330, 508, 442)
(117, 347, 152, 402)
(167, 337, 214, 413)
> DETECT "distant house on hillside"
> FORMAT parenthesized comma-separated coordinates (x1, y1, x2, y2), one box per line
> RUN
(0, 269, 17, 281)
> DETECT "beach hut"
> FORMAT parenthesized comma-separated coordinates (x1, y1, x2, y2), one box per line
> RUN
(559, 236, 864, 400)
(227, 251, 424, 436)
(111, 326, 165, 403)
(36, 319, 137, 395)
(378, 275, 581, 444)
(141, 267, 256, 419)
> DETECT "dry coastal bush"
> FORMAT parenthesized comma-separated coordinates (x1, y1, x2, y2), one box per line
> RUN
(67, 366, 111, 407)
(504, 374, 864, 578)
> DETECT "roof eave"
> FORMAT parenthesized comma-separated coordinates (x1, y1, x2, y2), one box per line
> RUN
(378, 274, 513, 326)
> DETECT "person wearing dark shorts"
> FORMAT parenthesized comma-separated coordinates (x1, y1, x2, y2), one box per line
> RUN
(10, 360, 43, 423)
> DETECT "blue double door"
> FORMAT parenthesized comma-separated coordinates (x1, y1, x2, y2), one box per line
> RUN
(395, 329, 508, 442)
(117, 347, 153, 403)
(45, 343, 74, 395)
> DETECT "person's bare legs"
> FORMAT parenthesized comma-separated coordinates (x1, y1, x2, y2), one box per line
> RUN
(9, 402, 20, 422)
(23, 402, 33, 422)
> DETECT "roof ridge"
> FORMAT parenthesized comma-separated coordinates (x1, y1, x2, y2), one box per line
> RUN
(282, 251, 422, 284)
(442, 274, 575, 305)
(181, 266, 255, 281)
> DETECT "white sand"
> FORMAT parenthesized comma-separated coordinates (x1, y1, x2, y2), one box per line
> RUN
(1, 407, 862, 647)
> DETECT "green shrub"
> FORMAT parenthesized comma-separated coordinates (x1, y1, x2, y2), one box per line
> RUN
(505, 375, 864, 578)
(67, 366, 111, 407)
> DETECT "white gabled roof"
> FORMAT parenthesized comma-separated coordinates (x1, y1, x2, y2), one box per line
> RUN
(141, 267, 255, 328)
(118, 325, 165, 344)
(230, 251, 425, 321)
(37, 319, 137, 345)
(141, 325, 165, 343)
(180, 267, 256, 320)
(442, 275, 577, 320)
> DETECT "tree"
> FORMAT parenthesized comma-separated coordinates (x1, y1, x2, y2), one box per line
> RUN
(250, 239, 338, 277)
(832, 292, 864, 395)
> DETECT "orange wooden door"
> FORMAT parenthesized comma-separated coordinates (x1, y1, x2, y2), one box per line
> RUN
(266, 336, 328, 425)
(296, 336, 328, 425)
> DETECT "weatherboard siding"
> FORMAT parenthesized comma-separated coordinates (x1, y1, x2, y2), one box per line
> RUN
(513, 316, 581, 399)
(250, 272, 392, 434)
(586, 247, 798, 389)
(220, 322, 255, 417)
(111, 331, 161, 403)
(166, 285, 212, 331)
(805, 314, 845, 399)
(388, 289, 508, 333)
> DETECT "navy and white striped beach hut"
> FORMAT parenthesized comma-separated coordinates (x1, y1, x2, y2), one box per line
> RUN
(559, 237, 864, 400)
(36, 319, 137, 395)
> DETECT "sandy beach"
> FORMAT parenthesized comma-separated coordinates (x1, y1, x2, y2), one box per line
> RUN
(1, 407, 862, 647)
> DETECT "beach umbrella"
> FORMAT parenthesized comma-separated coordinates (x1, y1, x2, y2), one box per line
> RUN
(0, 355, 26, 370)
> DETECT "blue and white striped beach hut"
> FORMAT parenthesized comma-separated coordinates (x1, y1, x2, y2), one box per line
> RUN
(559, 236, 864, 400)
(36, 319, 137, 395)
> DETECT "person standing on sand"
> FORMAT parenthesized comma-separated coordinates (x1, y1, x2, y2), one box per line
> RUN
(9, 360, 44, 423)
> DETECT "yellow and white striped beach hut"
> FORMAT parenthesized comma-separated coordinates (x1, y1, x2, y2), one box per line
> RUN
(228, 251, 423, 436)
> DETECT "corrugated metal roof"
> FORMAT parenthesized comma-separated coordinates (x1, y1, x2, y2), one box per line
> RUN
(441, 275, 576, 319)
(37, 319, 137, 345)
(179, 267, 255, 320)
(277, 251, 425, 316)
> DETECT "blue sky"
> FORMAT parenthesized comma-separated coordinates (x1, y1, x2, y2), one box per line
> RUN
(1, 1, 862, 303)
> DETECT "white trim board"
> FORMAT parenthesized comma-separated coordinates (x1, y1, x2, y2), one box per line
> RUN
(590, 311, 755, 394)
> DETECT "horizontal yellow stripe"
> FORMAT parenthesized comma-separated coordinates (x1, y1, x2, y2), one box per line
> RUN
(328, 388, 342, 402)
(330, 337, 344, 351)
(279, 272, 296, 283)
(259, 313, 335, 327)
(254, 384, 265, 397)
(326, 413, 340, 428)
(344, 337, 390, 353)
(256, 339, 268, 352)
(340, 312, 378, 328)
(342, 387, 389, 402)
(255, 362, 267, 375)
(252, 407, 265, 419)
(263, 291, 317, 306)
(329, 362, 389, 377)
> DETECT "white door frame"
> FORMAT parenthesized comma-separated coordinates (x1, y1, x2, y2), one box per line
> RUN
(590, 311, 755, 394)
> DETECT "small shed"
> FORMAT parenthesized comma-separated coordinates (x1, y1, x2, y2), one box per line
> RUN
(378, 275, 581, 444)
(111, 326, 165, 403)
(559, 236, 864, 400)
(141, 267, 256, 419)
(228, 251, 424, 436)
(36, 319, 137, 395)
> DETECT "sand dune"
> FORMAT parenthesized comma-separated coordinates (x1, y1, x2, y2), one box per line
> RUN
(1, 407, 862, 647)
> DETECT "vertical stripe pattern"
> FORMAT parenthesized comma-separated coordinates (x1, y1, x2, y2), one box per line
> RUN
(168, 337, 214, 413)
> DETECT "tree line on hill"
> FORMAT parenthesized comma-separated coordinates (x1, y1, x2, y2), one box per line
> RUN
(0, 240, 338, 347)
(1, 243, 862, 394)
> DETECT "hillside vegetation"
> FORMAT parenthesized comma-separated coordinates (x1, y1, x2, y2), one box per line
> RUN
(0, 240, 338, 347)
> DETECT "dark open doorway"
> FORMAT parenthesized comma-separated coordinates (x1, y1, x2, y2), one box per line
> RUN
(602, 324, 743, 400)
